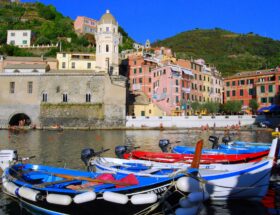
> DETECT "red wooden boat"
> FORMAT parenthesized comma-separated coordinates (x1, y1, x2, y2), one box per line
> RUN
(122, 150, 269, 164)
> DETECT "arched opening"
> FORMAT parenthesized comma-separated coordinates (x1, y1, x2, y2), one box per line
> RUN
(9, 113, 31, 126)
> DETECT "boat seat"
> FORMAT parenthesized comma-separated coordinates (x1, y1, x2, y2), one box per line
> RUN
(138, 168, 161, 174)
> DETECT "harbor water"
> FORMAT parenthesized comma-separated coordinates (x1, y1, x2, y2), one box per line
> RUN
(0, 129, 278, 215)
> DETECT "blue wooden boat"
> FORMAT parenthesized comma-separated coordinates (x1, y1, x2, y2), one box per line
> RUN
(0, 156, 198, 215)
(172, 145, 267, 155)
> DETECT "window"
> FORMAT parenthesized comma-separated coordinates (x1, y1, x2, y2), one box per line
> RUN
(149, 67, 151, 73)
(232, 81, 236, 86)
(141, 111, 145, 116)
(86, 93, 91, 102)
(163, 69, 166, 74)
(139, 78, 142, 84)
(175, 80, 179, 85)
(261, 97, 267, 103)
(132, 78, 136, 84)
(134, 60, 137, 65)
(240, 89, 243, 96)
(10, 40, 15, 45)
(11, 32, 15, 36)
(148, 78, 151, 83)
(269, 85, 273, 93)
(226, 91, 230, 97)
(176, 87, 178, 93)
(106, 44, 109, 52)
(139, 68, 142, 73)
(247, 79, 254, 84)
(226, 82, 230, 87)
(10, 82, 15, 94)
(42, 93, 47, 102)
(23, 32, 28, 36)
(261, 86, 265, 93)
(62, 62, 66, 69)
(22, 40, 27, 44)
(176, 96, 179, 103)
(232, 90, 236, 96)
(71, 62, 75, 69)
(106, 27, 110, 32)
(32, 69, 38, 73)
(134, 68, 137, 74)
(62, 53, 66, 57)
(87, 63, 91, 69)
(149, 88, 151, 92)
(63, 93, 68, 102)
(249, 88, 254, 96)
(28, 82, 33, 94)
(13, 69, 20, 73)
(269, 97, 274, 104)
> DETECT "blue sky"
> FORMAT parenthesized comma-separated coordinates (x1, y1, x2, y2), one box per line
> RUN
(22, 0, 280, 44)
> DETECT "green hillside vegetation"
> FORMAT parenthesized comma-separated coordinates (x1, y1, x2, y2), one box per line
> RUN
(0, 2, 133, 56)
(153, 28, 280, 76)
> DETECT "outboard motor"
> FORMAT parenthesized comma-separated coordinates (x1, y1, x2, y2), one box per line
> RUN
(81, 148, 95, 167)
(115, 146, 129, 159)
(209, 136, 219, 149)
(222, 136, 231, 145)
(0, 150, 18, 171)
(159, 139, 171, 152)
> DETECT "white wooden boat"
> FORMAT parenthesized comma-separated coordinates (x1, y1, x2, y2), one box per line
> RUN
(91, 138, 279, 201)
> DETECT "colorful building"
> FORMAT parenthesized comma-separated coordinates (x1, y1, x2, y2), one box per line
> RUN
(128, 54, 158, 100)
(74, 16, 97, 35)
(57, 53, 96, 71)
(151, 64, 193, 115)
(223, 68, 280, 109)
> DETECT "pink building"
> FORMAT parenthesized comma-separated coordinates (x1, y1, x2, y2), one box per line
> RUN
(152, 65, 193, 115)
(128, 55, 158, 100)
(74, 16, 97, 35)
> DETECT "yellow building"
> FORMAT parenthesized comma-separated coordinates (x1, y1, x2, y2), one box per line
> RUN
(57, 52, 96, 71)
(128, 92, 164, 116)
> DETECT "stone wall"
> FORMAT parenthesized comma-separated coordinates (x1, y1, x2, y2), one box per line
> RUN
(0, 73, 126, 128)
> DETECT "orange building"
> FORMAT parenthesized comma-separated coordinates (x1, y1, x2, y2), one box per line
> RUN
(224, 68, 280, 109)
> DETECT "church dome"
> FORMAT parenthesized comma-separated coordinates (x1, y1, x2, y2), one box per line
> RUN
(99, 10, 117, 25)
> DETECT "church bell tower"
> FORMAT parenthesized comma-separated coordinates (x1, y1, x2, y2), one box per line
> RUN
(95, 10, 119, 75)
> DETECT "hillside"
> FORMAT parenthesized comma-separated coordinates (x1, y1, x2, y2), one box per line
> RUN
(153, 28, 280, 76)
(0, 2, 134, 56)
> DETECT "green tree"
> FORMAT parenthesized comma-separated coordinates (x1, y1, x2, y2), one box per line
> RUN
(249, 99, 259, 114)
(204, 102, 220, 114)
(190, 101, 201, 114)
(223, 101, 242, 114)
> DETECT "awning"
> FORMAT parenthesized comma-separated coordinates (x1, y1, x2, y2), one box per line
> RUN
(182, 68, 193, 76)
(257, 104, 280, 113)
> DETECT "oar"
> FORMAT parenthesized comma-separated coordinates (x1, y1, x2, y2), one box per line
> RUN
(190, 139, 204, 169)
(49, 173, 137, 187)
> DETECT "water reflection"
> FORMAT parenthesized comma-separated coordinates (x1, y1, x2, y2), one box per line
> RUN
(0, 129, 275, 215)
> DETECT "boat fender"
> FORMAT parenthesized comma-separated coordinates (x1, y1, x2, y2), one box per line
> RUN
(18, 187, 40, 202)
(103, 191, 128, 204)
(176, 177, 200, 193)
(179, 197, 195, 208)
(4, 182, 19, 195)
(130, 193, 157, 205)
(46, 194, 72, 206)
(73, 191, 96, 204)
(2, 177, 8, 186)
(175, 206, 199, 215)
(188, 191, 210, 203)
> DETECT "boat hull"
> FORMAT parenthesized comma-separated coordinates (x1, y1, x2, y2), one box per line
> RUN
(124, 150, 269, 164)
